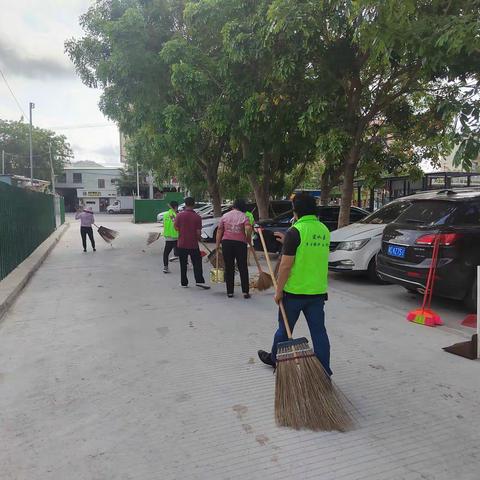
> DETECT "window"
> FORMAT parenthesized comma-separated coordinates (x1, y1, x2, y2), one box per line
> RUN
(57, 173, 66, 183)
(98, 179, 105, 188)
(454, 202, 480, 225)
(360, 201, 411, 225)
(111, 178, 117, 184)
(350, 209, 367, 222)
(396, 200, 458, 226)
(73, 173, 82, 183)
(318, 207, 338, 222)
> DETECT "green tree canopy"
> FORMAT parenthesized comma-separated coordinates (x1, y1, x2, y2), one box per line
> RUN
(268, 0, 480, 226)
(0, 119, 72, 181)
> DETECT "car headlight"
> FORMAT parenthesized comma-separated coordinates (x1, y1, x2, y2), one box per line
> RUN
(336, 239, 370, 251)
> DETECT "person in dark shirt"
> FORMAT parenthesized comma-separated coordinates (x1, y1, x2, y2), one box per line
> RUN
(258, 193, 332, 375)
(174, 197, 210, 290)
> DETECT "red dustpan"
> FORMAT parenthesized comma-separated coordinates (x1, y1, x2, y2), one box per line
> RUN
(461, 314, 477, 328)
(407, 236, 442, 327)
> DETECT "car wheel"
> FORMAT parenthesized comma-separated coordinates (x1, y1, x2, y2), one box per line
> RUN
(367, 256, 389, 284)
(464, 275, 477, 312)
(108, 210, 114, 214)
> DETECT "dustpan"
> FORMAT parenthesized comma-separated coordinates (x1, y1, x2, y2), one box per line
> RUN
(210, 249, 224, 283)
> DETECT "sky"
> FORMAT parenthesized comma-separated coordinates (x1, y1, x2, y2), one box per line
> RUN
(0, 0, 121, 165)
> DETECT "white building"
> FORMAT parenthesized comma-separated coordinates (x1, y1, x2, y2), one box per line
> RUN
(56, 161, 122, 212)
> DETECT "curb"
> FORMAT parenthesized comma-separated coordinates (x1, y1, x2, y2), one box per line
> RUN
(0, 222, 70, 323)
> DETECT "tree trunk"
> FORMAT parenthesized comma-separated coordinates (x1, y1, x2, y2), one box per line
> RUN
(248, 173, 270, 219)
(206, 171, 222, 217)
(320, 173, 332, 206)
(338, 151, 360, 228)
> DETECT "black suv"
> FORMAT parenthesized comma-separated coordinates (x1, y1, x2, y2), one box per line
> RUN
(377, 189, 480, 310)
(253, 205, 369, 253)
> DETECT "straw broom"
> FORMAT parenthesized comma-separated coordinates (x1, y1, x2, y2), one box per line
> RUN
(250, 245, 273, 291)
(200, 241, 225, 269)
(93, 223, 119, 244)
(147, 232, 161, 245)
(257, 227, 354, 432)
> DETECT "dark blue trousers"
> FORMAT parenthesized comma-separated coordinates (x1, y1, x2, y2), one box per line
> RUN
(271, 294, 332, 376)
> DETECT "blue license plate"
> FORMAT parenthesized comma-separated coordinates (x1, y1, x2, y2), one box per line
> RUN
(387, 245, 406, 258)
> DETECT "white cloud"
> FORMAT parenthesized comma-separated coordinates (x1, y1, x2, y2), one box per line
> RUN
(0, 0, 120, 165)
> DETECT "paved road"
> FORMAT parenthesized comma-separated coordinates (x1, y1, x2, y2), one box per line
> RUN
(329, 272, 474, 334)
(1, 217, 479, 480)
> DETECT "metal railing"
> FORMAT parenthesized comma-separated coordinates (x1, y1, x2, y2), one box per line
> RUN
(0, 182, 56, 280)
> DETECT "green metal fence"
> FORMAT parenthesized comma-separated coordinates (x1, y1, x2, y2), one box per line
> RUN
(59, 196, 65, 225)
(0, 182, 56, 280)
(134, 193, 184, 223)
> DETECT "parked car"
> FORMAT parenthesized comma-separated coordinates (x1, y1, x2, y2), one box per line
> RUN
(253, 205, 369, 253)
(329, 199, 413, 281)
(201, 200, 293, 241)
(377, 189, 480, 310)
(156, 202, 209, 223)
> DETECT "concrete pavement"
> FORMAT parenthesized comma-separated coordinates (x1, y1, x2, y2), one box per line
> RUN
(1, 216, 479, 480)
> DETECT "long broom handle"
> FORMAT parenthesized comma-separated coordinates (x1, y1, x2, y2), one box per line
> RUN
(250, 245, 264, 273)
(422, 235, 440, 310)
(257, 228, 293, 340)
(426, 237, 440, 309)
(199, 240, 213, 254)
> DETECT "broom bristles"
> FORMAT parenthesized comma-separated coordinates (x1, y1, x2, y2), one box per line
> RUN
(255, 271, 273, 291)
(275, 339, 354, 432)
(147, 232, 161, 245)
(207, 249, 225, 269)
(97, 226, 119, 243)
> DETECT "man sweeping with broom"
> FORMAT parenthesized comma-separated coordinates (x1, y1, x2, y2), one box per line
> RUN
(257, 193, 353, 432)
(257, 193, 332, 376)
(162, 200, 179, 273)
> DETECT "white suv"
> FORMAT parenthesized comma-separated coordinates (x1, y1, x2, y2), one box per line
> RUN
(329, 199, 412, 281)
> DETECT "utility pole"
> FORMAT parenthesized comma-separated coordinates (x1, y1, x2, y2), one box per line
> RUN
(49, 142, 55, 194)
(1, 150, 4, 175)
(147, 170, 154, 199)
(29, 102, 35, 186)
(136, 162, 140, 198)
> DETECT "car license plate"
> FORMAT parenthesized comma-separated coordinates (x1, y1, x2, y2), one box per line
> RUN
(387, 244, 406, 258)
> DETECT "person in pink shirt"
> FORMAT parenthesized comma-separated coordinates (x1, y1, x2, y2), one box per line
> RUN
(216, 199, 252, 298)
(75, 206, 96, 252)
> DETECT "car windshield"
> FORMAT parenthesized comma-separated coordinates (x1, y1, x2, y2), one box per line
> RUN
(273, 210, 293, 221)
(396, 200, 458, 226)
(359, 201, 411, 224)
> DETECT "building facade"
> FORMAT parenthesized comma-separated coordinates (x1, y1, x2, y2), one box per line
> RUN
(55, 161, 122, 212)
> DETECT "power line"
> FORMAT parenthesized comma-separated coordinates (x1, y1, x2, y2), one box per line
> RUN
(45, 123, 117, 130)
(0, 68, 27, 119)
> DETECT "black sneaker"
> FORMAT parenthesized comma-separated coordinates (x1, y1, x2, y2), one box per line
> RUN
(196, 283, 211, 290)
(163, 267, 169, 274)
(258, 350, 275, 367)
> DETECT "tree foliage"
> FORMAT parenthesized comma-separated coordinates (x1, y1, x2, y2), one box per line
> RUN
(0, 119, 72, 181)
(67, 0, 480, 225)
(268, 0, 480, 225)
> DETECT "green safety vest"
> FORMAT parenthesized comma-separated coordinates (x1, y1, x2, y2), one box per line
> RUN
(163, 209, 178, 239)
(246, 211, 254, 226)
(284, 215, 330, 295)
